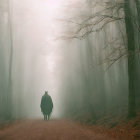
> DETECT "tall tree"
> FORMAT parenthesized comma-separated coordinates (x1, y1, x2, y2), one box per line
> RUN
(124, 0, 136, 118)
(6, 0, 14, 120)
(64, 0, 140, 118)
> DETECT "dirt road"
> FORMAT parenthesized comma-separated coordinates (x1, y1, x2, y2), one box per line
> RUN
(0, 120, 116, 140)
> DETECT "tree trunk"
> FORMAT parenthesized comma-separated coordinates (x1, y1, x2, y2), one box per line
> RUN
(124, 0, 136, 118)
(6, 0, 13, 120)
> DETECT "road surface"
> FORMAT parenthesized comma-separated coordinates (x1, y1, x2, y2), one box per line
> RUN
(0, 120, 116, 140)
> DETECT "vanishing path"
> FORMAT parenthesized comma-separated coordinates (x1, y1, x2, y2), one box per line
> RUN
(0, 120, 116, 140)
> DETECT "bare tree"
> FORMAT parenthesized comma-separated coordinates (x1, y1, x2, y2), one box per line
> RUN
(124, 0, 137, 118)
(62, 0, 140, 118)
(6, 0, 14, 120)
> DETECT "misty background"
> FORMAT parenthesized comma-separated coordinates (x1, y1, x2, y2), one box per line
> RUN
(0, 0, 140, 121)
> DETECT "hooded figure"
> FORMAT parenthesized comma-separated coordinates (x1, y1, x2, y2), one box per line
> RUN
(40, 91, 53, 120)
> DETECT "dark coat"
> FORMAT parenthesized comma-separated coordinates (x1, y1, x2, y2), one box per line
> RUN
(40, 94, 53, 115)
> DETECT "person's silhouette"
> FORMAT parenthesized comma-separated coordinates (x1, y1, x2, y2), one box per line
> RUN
(40, 91, 53, 120)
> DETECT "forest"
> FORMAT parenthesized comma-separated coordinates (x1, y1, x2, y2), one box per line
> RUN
(0, 0, 140, 140)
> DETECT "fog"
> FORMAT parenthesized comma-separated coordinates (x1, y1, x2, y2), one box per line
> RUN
(10, 0, 72, 118)
(0, 0, 140, 121)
